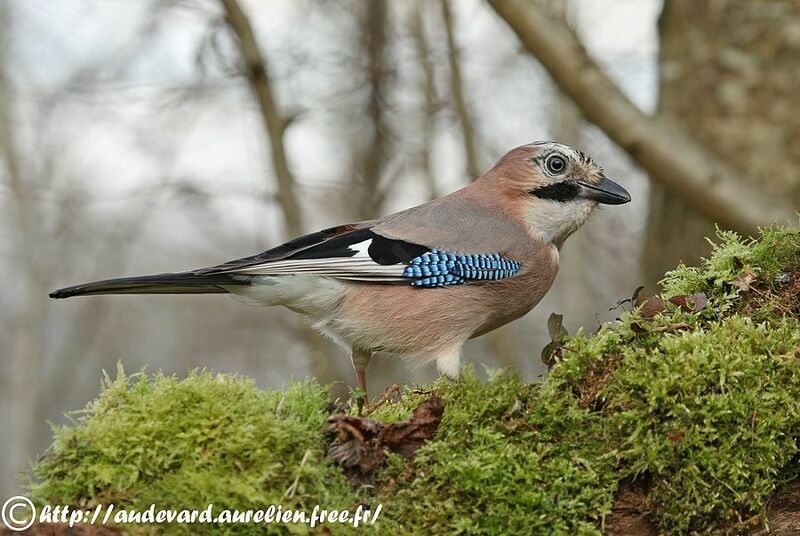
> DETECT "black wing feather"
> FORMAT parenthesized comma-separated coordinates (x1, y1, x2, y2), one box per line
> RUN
(195, 225, 428, 275)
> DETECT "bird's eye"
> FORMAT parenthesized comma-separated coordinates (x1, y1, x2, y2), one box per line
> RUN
(545, 154, 567, 174)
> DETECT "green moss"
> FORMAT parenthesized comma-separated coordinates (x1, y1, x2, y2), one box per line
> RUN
(372, 371, 615, 535)
(30, 368, 358, 534)
(28, 226, 800, 534)
(606, 316, 800, 531)
(660, 226, 800, 320)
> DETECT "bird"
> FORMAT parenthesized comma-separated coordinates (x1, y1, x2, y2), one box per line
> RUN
(50, 142, 630, 409)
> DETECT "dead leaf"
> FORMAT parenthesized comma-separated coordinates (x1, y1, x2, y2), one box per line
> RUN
(638, 295, 666, 319)
(381, 396, 444, 458)
(666, 431, 685, 443)
(692, 293, 708, 311)
(630, 322, 647, 334)
(541, 340, 562, 369)
(730, 270, 758, 292)
(620, 287, 666, 322)
(542, 313, 569, 369)
(631, 286, 645, 304)
(610, 286, 645, 312)
(327, 396, 444, 484)
(327, 415, 383, 476)
(669, 293, 708, 313)
(547, 312, 568, 341)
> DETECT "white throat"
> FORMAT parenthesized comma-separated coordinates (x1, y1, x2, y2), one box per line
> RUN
(523, 199, 595, 248)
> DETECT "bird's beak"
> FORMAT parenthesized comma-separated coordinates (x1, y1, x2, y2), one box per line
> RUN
(575, 177, 631, 205)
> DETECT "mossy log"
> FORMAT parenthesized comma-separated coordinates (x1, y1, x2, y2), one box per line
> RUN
(18, 227, 800, 535)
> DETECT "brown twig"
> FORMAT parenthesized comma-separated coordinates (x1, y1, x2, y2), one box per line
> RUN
(365, 383, 402, 416)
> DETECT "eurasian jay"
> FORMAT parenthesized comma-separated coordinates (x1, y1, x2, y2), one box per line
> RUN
(51, 142, 630, 405)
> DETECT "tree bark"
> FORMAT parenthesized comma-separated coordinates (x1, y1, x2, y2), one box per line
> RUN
(410, 2, 440, 201)
(356, 0, 391, 219)
(486, 0, 796, 239)
(605, 477, 800, 535)
(645, 0, 800, 284)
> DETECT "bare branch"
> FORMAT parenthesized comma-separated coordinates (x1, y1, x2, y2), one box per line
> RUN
(220, 0, 302, 237)
(219, 0, 341, 384)
(441, 0, 481, 181)
(357, 0, 390, 219)
(487, 0, 795, 235)
(410, 2, 439, 200)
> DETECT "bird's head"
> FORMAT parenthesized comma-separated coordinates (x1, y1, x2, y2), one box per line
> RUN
(484, 142, 631, 247)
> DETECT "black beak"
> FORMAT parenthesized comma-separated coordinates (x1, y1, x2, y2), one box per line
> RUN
(575, 177, 631, 205)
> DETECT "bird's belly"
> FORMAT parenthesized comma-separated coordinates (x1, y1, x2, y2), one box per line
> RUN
(232, 245, 558, 357)
(330, 284, 483, 354)
(331, 264, 556, 355)
(470, 269, 556, 338)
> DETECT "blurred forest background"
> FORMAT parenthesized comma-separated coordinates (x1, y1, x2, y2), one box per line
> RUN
(1, 0, 797, 496)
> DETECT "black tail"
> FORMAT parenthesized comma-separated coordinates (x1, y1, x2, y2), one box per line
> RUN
(49, 272, 247, 299)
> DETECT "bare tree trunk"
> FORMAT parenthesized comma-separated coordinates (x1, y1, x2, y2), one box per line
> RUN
(220, 0, 335, 384)
(356, 0, 391, 220)
(486, 0, 795, 236)
(644, 0, 800, 285)
(410, 2, 439, 201)
(441, 0, 481, 181)
(0, 5, 44, 493)
(220, 0, 302, 238)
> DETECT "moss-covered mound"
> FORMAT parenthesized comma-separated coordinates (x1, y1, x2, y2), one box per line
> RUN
(28, 227, 800, 535)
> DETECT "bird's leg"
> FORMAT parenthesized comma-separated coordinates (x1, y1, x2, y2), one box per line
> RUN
(351, 348, 371, 415)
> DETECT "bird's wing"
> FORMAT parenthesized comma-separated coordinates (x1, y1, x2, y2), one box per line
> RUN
(194, 223, 522, 287)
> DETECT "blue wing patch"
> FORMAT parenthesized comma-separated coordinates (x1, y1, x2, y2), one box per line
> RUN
(402, 249, 522, 288)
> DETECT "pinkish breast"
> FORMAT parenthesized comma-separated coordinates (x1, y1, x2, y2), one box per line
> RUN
(332, 244, 559, 355)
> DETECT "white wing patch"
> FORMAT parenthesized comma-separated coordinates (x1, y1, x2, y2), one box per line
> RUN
(349, 238, 372, 257)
